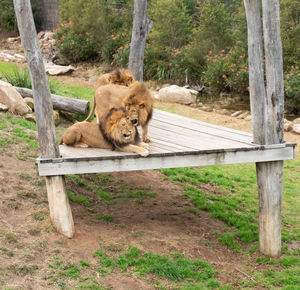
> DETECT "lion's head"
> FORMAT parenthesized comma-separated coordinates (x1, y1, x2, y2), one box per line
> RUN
(108, 68, 135, 87)
(122, 82, 154, 127)
(99, 105, 139, 147)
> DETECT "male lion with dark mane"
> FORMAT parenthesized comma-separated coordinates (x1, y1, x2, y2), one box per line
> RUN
(85, 82, 154, 143)
(96, 68, 135, 88)
(59, 106, 150, 156)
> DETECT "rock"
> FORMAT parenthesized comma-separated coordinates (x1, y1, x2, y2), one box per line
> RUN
(0, 80, 12, 87)
(201, 105, 213, 112)
(53, 110, 60, 126)
(158, 85, 198, 105)
(24, 97, 34, 110)
(24, 113, 36, 123)
(0, 86, 32, 116)
(292, 124, 300, 134)
(0, 103, 9, 111)
(284, 121, 293, 132)
(7, 36, 20, 43)
(44, 62, 75, 76)
(292, 117, 300, 124)
(231, 110, 243, 117)
(244, 115, 252, 121)
(237, 111, 249, 119)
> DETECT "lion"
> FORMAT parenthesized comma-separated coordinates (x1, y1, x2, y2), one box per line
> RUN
(96, 68, 135, 88)
(85, 82, 154, 143)
(59, 106, 150, 157)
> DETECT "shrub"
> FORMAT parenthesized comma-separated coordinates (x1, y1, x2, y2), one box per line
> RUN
(202, 48, 249, 94)
(168, 43, 206, 84)
(54, 20, 98, 62)
(100, 32, 130, 64)
(284, 66, 300, 113)
(0, 0, 41, 31)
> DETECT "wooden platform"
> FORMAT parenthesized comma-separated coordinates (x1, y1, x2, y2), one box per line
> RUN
(36, 109, 296, 176)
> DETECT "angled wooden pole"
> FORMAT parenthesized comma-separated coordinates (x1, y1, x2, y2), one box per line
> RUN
(13, 0, 74, 238)
(128, 0, 152, 81)
(244, 0, 284, 257)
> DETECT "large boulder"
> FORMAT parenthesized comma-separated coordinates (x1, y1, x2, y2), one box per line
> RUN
(292, 124, 300, 135)
(44, 62, 75, 76)
(158, 85, 198, 105)
(0, 86, 32, 116)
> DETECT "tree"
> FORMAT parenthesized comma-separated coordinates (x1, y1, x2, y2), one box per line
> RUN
(280, 0, 300, 68)
(128, 0, 152, 81)
(149, 0, 193, 50)
(194, 0, 232, 51)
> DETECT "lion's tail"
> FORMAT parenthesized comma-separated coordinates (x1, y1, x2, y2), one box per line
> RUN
(84, 93, 96, 122)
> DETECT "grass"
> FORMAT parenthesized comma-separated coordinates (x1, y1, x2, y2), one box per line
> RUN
(93, 246, 225, 289)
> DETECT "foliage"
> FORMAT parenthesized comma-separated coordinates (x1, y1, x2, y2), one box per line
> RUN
(1, 66, 32, 88)
(0, 0, 41, 31)
(54, 20, 98, 62)
(280, 0, 300, 69)
(100, 32, 130, 64)
(148, 0, 194, 50)
(193, 0, 233, 52)
(57, 0, 133, 63)
(284, 66, 300, 113)
(202, 48, 249, 94)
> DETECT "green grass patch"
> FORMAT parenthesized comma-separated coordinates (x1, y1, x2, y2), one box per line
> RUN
(67, 191, 91, 206)
(93, 246, 223, 288)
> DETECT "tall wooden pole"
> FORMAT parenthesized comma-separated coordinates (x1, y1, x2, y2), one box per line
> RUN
(244, 0, 284, 257)
(128, 0, 152, 81)
(13, 0, 74, 238)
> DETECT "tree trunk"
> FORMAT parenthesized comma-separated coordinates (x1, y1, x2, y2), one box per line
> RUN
(128, 0, 152, 81)
(15, 86, 90, 116)
(244, 0, 284, 257)
(13, 0, 74, 238)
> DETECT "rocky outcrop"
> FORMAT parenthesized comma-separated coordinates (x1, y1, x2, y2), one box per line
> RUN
(0, 86, 32, 116)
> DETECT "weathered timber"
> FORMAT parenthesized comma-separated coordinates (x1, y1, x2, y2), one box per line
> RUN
(14, 0, 74, 238)
(128, 0, 152, 81)
(15, 86, 89, 116)
(244, 0, 284, 257)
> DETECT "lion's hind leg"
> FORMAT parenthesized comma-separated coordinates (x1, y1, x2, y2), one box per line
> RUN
(60, 126, 86, 147)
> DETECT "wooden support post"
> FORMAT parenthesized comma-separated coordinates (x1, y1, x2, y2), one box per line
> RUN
(13, 0, 75, 238)
(244, 0, 284, 257)
(128, 0, 152, 81)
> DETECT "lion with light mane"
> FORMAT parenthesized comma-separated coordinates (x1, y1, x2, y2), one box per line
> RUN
(59, 106, 150, 156)
(96, 68, 135, 88)
(85, 81, 154, 143)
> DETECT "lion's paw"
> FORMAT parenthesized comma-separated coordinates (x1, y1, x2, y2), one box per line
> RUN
(143, 136, 151, 143)
(138, 148, 150, 157)
(140, 142, 151, 151)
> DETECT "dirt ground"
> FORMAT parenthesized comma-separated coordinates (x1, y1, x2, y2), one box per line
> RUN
(1, 36, 300, 289)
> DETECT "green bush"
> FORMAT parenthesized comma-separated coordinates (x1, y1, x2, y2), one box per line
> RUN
(0, 0, 41, 31)
(284, 66, 300, 113)
(54, 20, 98, 62)
(100, 32, 130, 64)
(202, 48, 249, 94)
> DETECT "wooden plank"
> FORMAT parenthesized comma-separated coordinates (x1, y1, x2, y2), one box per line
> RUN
(149, 120, 255, 147)
(37, 145, 295, 176)
(153, 109, 253, 139)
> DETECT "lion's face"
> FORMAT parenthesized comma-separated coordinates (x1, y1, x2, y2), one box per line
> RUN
(104, 107, 136, 144)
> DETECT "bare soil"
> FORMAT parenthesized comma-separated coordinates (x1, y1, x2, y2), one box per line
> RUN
(1, 37, 300, 289)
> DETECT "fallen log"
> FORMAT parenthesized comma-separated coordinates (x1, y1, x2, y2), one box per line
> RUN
(14, 86, 90, 116)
